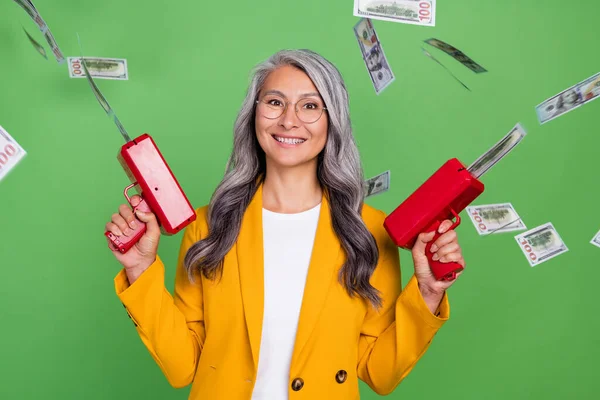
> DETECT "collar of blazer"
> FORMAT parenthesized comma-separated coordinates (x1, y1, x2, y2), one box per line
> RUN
(236, 181, 343, 370)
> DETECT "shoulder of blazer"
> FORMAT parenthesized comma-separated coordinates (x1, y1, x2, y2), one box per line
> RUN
(361, 202, 389, 246)
(185, 204, 210, 241)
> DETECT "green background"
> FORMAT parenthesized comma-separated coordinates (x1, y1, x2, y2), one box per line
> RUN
(1, 0, 598, 398)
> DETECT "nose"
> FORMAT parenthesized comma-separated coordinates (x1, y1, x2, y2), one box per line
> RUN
(278, 102, 301, 130)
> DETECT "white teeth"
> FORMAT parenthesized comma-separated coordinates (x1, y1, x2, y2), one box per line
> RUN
(275, 136, 305, 144)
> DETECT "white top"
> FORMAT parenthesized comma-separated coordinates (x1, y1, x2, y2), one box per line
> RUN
(251, 202, 321, 400)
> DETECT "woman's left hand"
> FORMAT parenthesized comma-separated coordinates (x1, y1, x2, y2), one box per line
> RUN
(411, 219, 465, 309)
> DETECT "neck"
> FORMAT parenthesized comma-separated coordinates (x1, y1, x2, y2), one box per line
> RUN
(262, 161, 322, 214)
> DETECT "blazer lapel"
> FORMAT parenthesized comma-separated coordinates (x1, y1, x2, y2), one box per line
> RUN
(290, 192, 341, 367)
(237, 182, 265, 369)
(237, 183, 342, 370)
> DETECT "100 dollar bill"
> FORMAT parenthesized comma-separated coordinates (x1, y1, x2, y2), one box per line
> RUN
(364, 170, 390, 198)
(354, 0, 436, 27)
(467, 123, 527, 179)
(424, 38, 487, 73)
(76, 46, 131, 142)
(353, 18, 395, 94)
(466, 203, 526, 235)
(68, 57, 128, 80)
(22, 26, 47, 60)
(13, 0, 64, 63)
(515, 223, 568, 267)
(536, 71, 600, 124)
(0, 125, 27, 182)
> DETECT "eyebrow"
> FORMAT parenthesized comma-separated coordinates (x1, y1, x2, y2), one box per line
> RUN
(262, 89, 323, 99)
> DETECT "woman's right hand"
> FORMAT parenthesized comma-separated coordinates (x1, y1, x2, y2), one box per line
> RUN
(105, 195, 161, 283)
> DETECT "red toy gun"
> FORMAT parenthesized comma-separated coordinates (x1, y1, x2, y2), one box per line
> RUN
(383, 124, 527, 281)
(75, 52, 196, 254)
(104, 134, 197, 253)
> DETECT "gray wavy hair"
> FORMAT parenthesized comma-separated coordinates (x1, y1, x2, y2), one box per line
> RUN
(183, 49, 382, 308)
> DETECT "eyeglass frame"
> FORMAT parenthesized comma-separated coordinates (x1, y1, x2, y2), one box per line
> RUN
(254, 96, 328, 124)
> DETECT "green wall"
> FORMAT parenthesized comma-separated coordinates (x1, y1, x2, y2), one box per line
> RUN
(1, 0, 598, 398)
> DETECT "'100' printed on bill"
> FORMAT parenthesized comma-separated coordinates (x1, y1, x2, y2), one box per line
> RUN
(514, 223, 568, 267)
(0, 125, 27, 182)
(353, 0, 436, 27)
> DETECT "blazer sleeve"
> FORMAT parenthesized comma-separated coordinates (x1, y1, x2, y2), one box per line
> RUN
(114, 216, 206, 388)
(356, 213, 450, 396)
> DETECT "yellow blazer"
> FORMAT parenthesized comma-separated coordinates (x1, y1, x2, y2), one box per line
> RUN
(114, 183, 450, 399)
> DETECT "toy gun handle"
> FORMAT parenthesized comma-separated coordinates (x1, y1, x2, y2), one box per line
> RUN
(105, 183, 151, 254)
(423, 208, 463, 281)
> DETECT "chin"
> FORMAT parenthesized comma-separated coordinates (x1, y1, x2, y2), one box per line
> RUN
(272, 158, 309, 169)
(268, 155, 317, 169)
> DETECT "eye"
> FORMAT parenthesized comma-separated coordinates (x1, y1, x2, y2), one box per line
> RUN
(266, 98, 283, 107)
(302, 102, 320, 110)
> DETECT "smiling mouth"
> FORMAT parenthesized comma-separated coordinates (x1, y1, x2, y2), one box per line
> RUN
(272, 135, 306, 144)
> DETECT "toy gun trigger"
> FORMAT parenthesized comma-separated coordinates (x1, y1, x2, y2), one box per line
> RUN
(123, 182, 152, 216)
(423, 208, 464, 281)
(105, 182, 151, 254)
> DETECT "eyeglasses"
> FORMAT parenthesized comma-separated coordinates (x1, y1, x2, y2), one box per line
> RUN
(255, 96, 327, 124)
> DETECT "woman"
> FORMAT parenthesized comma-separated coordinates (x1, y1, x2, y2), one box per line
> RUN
(106, 49, 465, 399)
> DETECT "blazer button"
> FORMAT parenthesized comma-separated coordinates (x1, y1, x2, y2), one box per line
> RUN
(335, 370, 347, 384)
(291, 378, 304, 391)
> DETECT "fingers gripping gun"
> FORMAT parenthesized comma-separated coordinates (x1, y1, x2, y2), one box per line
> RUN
(384, 159, 483, 281)
(383, 124, 527, 281)
(105, 134, 197, 253)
